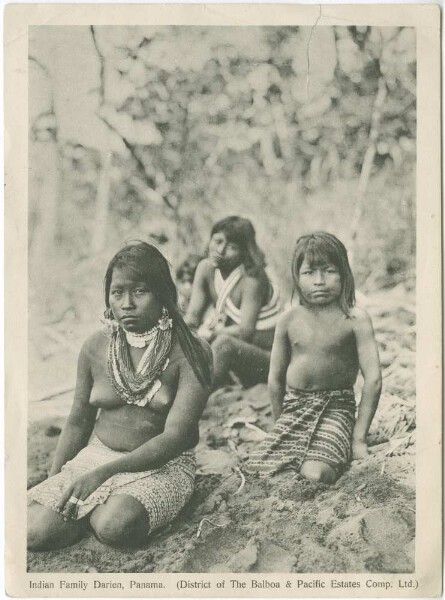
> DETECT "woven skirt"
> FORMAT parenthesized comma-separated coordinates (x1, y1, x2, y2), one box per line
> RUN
(27, 435, 196, 534)
(245, 388, 356, 476)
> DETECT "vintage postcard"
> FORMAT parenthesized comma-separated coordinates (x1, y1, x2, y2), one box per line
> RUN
(4, 3, 442, 597)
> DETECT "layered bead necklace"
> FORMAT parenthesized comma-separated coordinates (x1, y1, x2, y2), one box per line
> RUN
(107, 309, 173, 407)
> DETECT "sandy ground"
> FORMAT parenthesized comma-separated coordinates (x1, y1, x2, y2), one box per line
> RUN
(27, 285, 415, 573)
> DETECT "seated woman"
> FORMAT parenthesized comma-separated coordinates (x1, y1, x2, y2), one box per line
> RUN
(28, 242, 212, 550)
(185, 216, 281, 389)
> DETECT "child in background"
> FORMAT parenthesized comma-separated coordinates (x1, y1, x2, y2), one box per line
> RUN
(176, 254, 202, 313)
(247, 232, 381, 483)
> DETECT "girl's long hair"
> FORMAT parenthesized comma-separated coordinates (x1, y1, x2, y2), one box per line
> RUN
(104, 242, 212, 388)
(211, 216, 267, 281)
(291, 232, 355, 315)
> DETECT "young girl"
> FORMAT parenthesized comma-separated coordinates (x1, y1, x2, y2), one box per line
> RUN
(185, 216, 282, 389)
(28, 242, 212, 550)
(247, 232, 381, 483)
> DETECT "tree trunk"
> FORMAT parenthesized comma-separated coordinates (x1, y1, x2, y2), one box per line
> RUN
(91, 148, 112, 254)
(30, 141, 60, 275)
(349, 77, 387, 267)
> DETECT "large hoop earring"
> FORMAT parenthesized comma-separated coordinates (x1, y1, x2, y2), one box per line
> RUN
(158, 307, 173, 331)
(102, 307, 118, 335)
(104, 307, 114, 321)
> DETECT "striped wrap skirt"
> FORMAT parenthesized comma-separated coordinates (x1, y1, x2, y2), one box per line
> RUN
(245, 388, 356, 476)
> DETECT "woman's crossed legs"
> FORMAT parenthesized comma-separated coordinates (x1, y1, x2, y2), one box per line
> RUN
(212, 334, 271, 389)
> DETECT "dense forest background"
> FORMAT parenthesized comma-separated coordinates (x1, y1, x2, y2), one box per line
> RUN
(29, 25, 416, 331)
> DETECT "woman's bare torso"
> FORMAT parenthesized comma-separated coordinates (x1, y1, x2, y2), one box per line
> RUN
(286, 307, 359, 391)
(86, 332, 196, 452)
(205, 262, 275, 349)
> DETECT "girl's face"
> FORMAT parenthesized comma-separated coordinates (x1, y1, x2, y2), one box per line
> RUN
(209, 232, 243, 271)
(298, 257, 342, 307)
(109, 267, 163, 333)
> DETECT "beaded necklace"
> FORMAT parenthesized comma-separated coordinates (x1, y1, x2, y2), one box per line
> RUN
(125, 324, 159, 348)
(107, 310, 173, 407)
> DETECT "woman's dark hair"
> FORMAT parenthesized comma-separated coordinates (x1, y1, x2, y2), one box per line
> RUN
(104, 242, 212, 387)
(211, 216, 266, 279)
(291, 232, 355, 315)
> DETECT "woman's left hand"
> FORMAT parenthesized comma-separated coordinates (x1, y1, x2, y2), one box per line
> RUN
(57, 467, 110, 520)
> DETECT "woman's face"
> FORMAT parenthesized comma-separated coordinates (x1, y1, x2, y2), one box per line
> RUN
(209, 232, 243, 271)
(109, 267, 163, 333)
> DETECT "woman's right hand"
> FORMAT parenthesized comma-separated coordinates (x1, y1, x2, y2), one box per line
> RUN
(57, 466, 110, 520)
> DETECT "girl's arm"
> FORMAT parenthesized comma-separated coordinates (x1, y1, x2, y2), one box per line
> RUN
(218, 276, 263, 342)
(58, 345, 212, 515)
(49, 337, 98, 476)
(184, 260, 211, 330)
(352, 308, 382, 459)
(268, 313, 291, 421)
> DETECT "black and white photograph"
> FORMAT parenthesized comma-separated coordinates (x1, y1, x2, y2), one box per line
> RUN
(4, 3, 441, 595)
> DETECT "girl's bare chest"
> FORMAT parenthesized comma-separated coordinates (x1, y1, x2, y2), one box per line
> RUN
(290, 320, 356, 353)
